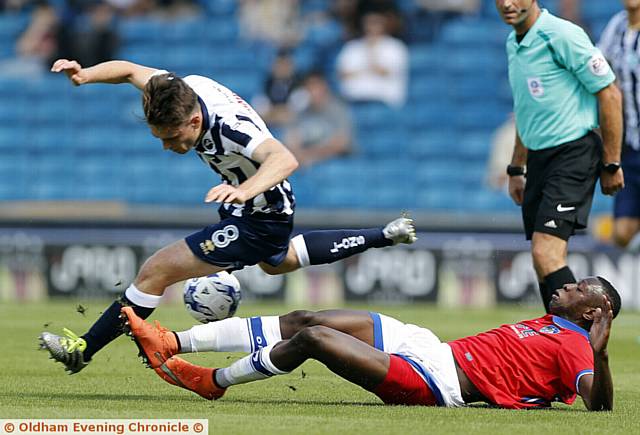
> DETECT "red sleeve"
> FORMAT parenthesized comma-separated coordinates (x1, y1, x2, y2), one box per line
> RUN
(557, 334, 594, 400)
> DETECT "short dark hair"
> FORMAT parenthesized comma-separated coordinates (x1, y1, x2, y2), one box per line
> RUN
(596, 276, 622, 318)
(142, 73, 197, 127)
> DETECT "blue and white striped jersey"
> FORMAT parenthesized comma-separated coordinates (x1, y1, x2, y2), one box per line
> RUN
(599, 11, 640, 150)
(181, 74, 295, 218)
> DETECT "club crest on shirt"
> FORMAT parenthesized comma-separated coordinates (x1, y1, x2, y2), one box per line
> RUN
(527, 77, 544, 98)
(540, 325, 560, 334)
(201, 136, 215, 151)
(588, 53, 610, 76)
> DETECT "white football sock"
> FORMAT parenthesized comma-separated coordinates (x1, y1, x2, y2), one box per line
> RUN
(175, 316, 282, 353)
(215, 343, 289, 387)
(124, 284, 162, 308)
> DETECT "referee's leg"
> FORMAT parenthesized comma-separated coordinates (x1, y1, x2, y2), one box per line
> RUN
(531, 231, 575, 313)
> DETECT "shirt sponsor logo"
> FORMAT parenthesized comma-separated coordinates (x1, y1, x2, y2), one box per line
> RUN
(540, 325, 560, 334)
(588, 53, 610, 77)
(527, 77, 544, 98)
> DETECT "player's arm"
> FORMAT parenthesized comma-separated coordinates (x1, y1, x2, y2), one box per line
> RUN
(51, 59, 158, 90)
(578, 295, 614, 411)
(596, 83, 624, 195)
(507, 130, 527, 205)
(205, 138, 299, 204)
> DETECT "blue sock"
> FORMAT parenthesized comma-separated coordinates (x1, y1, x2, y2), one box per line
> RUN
(82, 294, 155, 361)
(292, 228, 391, 266)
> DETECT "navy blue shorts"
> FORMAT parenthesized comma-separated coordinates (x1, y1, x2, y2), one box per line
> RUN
(615, 147, 640, 219)
(185, 208, 294, 270)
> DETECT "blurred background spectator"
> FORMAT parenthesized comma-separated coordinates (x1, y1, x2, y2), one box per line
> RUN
(252, 49, 300, 130)
(0, 0, 58, 78)
(238, 0, 301, 48)
(56, 1, 119, 67)
(559, 0, 585, 30)
(285, 71, 354, 168)
(336, 11, 408, 108)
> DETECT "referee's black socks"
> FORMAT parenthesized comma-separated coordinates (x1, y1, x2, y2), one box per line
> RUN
(540, 266, 576, 313)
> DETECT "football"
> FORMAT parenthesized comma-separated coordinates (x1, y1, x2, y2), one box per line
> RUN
(183, 271, 242, 323)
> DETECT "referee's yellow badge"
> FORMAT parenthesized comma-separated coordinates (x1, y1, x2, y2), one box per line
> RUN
(527, 77, 544, 98)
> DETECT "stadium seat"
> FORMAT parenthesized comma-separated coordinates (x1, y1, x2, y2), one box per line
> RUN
(199, 0, 237, 17)
(441, 19, 509, 48)
(0, 13, 29, 41)
(581, 1, 620, 22)
(119, 19, 167, 44)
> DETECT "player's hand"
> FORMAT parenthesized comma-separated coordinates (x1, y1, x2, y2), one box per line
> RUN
(508, 175, 525, 205)
(204, 184, 249, 205)
(50, 59, 88, 86)
(589, 294, 613, 355)
(600, 169, 624, 196)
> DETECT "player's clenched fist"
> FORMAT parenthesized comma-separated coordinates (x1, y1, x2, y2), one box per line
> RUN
(51, 59, 87, 86)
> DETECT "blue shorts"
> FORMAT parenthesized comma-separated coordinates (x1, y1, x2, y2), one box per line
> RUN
(185, 208, 294, 270)
(615, 147, 640, 219)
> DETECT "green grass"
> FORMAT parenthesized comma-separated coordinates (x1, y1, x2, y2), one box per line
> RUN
(1, 301, 639, 434)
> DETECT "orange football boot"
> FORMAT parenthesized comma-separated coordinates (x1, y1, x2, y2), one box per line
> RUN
(155, 356, 226, 400)
(120, 306, 179, 368)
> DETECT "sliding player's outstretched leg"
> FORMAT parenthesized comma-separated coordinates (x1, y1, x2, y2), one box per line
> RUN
(121, 305, 379, 368)
(151, 325, 389, 401)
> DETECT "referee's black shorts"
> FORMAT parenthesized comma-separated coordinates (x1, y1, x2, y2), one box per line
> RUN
(522, 131, 602, 241)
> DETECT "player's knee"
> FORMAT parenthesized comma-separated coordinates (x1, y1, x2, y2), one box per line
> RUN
(280, 310, 318, 334)
(134, 258, 172, 294)
(290, 325, 331, 352)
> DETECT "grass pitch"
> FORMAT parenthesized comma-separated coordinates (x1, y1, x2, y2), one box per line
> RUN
(1, 300, 638, 435)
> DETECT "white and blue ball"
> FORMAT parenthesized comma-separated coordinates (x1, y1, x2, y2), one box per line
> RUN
(183, 271, 242, 323)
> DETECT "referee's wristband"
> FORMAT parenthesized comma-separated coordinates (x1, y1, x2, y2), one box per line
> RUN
(506, 165, 526, 177)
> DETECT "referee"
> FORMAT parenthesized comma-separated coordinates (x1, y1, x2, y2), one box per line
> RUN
(496, 0, 624, 311)
(599, 1, 640, 253)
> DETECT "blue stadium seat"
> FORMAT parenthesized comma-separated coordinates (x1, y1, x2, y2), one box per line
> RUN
(408, 129, 458, 159)
(444, 48, 507, 79)
(441, 19, 509, 47)
(457, 131, 492, 159)
(163, 18, 208, 42)
(455, 104, 508, 131)
(119, 19, 167, 43)
(415, 188, 466, 211)
(203, 18, 239, 42)
(0, 13, 29, 40)
(582, 1, 620, 22)
(199, 0, 237, 17)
